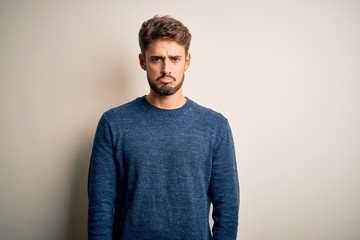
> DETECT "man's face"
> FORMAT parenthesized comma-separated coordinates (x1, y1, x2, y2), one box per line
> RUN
(139, 40, 191, 96)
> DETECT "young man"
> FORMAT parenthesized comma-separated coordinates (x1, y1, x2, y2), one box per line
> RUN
(88, 15, 239, 240)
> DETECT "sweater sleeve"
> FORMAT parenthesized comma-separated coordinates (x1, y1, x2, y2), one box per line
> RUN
(210, 119, 239, 239)
(88, 114, 117, 239)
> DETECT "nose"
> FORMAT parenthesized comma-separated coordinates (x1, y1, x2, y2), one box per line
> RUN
(162, 59, 171, 75)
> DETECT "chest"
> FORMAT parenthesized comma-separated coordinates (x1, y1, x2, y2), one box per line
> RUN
(116, 124, 213, 175)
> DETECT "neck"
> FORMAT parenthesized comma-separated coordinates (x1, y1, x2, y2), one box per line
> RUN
(146, 90, 186, 109)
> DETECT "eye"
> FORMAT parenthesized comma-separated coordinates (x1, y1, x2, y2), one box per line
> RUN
(150, 57, 161, 63)
(171, 56, 181, 62)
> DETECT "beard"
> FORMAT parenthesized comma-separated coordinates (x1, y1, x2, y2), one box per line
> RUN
(148, 73, 185, 96)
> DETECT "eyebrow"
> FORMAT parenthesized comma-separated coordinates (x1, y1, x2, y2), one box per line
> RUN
(149, 55, 182, 59)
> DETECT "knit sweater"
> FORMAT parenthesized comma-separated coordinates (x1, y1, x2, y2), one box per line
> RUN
(88, 96, 239, 240)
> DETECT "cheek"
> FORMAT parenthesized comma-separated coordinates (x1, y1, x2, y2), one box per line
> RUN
(147, 67, 162, 79)
(146, 66, 157, 75)
(148, 64, 161, 73)
(174, 66, 186, 76)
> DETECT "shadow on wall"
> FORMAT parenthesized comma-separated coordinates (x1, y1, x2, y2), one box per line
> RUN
(65, 60, 134, 239)
(66, 137, 92, 240)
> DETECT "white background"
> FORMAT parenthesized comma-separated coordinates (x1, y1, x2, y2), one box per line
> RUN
(0, 1, 359, 239)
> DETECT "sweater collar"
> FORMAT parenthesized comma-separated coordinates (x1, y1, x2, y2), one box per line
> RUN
(138, 95, 193, 117)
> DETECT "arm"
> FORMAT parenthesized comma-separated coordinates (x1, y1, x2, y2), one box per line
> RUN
(88, 115, 117, 239)
(210, 119, 240, 239)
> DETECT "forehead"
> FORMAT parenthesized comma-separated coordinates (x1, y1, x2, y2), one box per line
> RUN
(145, 40, 186, 56)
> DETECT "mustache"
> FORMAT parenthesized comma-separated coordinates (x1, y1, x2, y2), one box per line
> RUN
(156, 74, 176, 82)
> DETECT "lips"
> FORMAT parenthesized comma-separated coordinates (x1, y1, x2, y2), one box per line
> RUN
(156, 74, 176, 83)
(159, 77, 174, 84)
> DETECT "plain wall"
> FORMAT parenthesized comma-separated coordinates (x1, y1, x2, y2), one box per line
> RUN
(1, 1, 359, 239)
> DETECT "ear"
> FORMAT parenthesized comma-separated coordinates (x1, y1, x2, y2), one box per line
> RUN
(185, 53, 191, 71)
(139, 53, 147, 70)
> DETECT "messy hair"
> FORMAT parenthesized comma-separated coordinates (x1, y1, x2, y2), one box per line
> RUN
(138, 15, 192, 56)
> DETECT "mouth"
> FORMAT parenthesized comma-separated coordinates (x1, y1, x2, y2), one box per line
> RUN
(157, 75, 176, 84)
(159, 77, 175, 84)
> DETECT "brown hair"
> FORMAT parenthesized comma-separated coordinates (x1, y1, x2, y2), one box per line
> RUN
(138, 15, 192, 56)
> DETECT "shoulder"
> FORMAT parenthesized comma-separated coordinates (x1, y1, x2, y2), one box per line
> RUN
(101, 97, 143, 123)
(189, 99, 229, 126)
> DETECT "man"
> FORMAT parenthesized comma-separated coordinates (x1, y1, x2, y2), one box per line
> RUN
(88, 15, 239, 240)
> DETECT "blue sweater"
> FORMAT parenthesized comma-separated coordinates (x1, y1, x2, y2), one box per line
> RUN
(88, 96, 239, 240)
